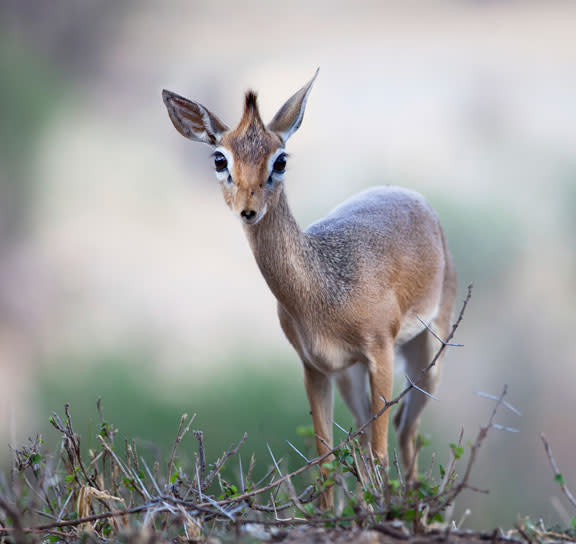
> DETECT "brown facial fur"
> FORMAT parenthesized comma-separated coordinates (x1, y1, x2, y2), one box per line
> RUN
(219, 93, 283, 217)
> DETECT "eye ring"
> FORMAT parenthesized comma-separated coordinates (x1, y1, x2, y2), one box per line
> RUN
(213, 151, 228, 172)
(272, 153, 287, 174)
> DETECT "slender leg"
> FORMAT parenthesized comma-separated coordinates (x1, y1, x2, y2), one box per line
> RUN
(395, 313, 450, 480)
(368, 343, 395, 468)
(303, 363, 334, 509)
(335, 363, 371, 449)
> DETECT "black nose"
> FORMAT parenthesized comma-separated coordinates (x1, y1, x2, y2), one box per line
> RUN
(241, 209, 257, 220)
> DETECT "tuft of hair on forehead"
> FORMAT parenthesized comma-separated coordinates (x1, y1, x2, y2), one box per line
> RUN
(239, 90, 265, 129)
(245, 90, 259, 112)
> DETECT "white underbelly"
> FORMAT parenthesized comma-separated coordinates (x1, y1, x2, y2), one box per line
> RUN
(291, 304, 439, 374)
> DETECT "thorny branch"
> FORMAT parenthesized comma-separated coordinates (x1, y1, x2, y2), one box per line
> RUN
(541, 433, 576, 510)
(200, 284, 474, 510)
(1, 282, 523, 542)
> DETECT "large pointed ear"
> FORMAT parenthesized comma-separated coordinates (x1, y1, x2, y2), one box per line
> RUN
(162, 89, 229, 146)
(267, 69, 319, 143)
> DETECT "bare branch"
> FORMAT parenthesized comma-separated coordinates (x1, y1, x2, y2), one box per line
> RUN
(476, 391, 522, 416)
(415, 314, 463, 347)
(286, 440, 310, 463)
(541, 433, 576, 510)
(405, 373, 439, 401)
(202, 433, 248, 491)
(198, 285, 474, 511)
(167, 413, 196, 487)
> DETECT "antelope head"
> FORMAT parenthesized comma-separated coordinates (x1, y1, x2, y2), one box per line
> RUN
(162, 70, 318, 225)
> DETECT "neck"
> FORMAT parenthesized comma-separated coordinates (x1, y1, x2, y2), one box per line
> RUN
(243, 190, 318, 313)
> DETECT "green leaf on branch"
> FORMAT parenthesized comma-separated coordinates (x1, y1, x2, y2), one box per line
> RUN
(449, 443, 464, 460)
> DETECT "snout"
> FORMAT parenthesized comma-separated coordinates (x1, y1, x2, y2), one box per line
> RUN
(240, 207, 265, 225)
(240, 209, 257, 222)
(234, 184, 267, 225)
(238, 205, 266, 225)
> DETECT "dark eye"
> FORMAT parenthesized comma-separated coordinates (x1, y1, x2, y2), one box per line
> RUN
(273, 153, 286, 174)
(213, 152, 228, 172)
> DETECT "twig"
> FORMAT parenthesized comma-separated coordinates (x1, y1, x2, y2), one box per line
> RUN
(0, 527, 76, 538)
(167, 413, 196, 489)
(430, 385, 511, 514)
(0, 496, 26, 543)
(405, 373, 439, 401)
(141, 457, 163, 496)
(98, 435, 147, 500)
(194, 430, 206, 482)
(286, 440, 310, 463)
(50, 405, 98, 489)
(415, 315, 464, 348)
(476, 392, 522, 416)
(7, 284, 476, 540)
(541, 433, 576, 509)
(202, 433, 248, 491)
(201, 285, 474, 510)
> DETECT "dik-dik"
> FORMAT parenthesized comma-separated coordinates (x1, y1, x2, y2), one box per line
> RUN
(162, 71, 457, 508)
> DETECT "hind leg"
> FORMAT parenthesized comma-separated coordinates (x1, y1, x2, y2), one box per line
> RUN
(395, 248, 457, 480)
(394, 313, 451, 480)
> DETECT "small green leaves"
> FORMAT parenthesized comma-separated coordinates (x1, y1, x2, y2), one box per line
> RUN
(554, 473, 566, 485)
(99, 420, 111, 438)
(416, 434, 431, 448)
(403, 509, 417, 521)
(303, 503, 316, 515)
(30, 453, 42, 466)
(363, 489, 377, 505)
(122, 477, 135, 491)
(417, 480, 439, 499)
(449, 443, 464, 460)
(341, 500, 357, 519)
(430, 512, 445, 523)
(220, 483, 239, 498)
(571, 516, 576, 529)
(321, 478, 335, 490)
(321, 461, 336, 472)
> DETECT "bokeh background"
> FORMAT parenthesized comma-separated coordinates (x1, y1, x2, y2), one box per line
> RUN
(1, 0, 575, 530)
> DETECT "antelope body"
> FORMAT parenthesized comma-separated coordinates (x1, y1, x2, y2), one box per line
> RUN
(162, 71, 457, 508)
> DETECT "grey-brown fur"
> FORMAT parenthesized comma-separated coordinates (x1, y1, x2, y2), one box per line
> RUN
(226, 92, 280, 163)
(162, 72, 458, 510)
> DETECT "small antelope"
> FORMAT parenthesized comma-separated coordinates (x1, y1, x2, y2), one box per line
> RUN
(162, 71, 457, 508)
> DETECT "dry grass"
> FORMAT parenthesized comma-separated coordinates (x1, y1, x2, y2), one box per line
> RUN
(1, 286, 574, 543)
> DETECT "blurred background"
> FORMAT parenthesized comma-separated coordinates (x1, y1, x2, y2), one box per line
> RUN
(1, 0, 575, 530)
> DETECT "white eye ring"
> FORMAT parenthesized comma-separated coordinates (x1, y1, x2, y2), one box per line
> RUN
(213, 147, 234, 182)
(268, 149, 288, 181)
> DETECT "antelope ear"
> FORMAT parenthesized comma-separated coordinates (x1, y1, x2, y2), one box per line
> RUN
(267, 69, 319, 143)
(162, 89, 229, 146)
